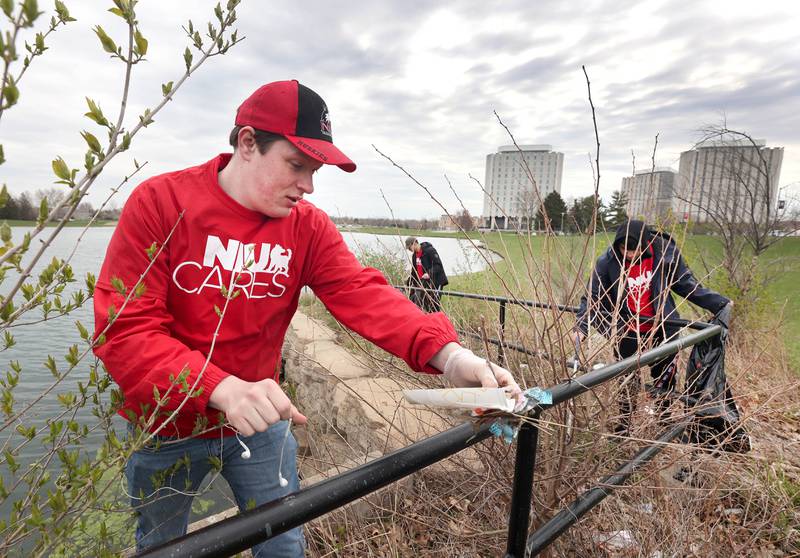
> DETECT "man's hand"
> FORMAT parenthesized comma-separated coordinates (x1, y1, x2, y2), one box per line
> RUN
(421, 272, 430, 280)
(209, 376, 307, 436)
(430, 343, 521, 397)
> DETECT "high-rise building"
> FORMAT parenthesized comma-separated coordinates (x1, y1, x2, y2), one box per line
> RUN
(621, 168, 677, 222)
(482, 145, 564, 229)
(674, 140, 783, 223)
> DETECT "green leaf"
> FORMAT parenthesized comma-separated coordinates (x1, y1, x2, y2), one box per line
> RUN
(65, 344, 79, 366)
(161, 81, 173, 96)
(21, 0, 43, 27)
(0, 222, 10, 243)
(80, 131, 102, 154)
(75, 320, 89, 341)
(133, 281, 146, 298)
(1, 0, 13, 18)
(107, 6, 125, 19)
(145, 242, 158, 260)
(93, 25, 118, 55)
(51, 156, 71, 181)
(85, 272, 96, 294)
(0, 184, 8, 209)
(183, 47, 193, 71)
(84, 97, 109, 127)
(0, 145, 5, 166)
(134, 29, 148, 55)
(37, 197, 49, 225)
(2, 76, 19, 107)
(45, 355, 58, 377)
(138, 109, 154, 127)
(15, 424, 36, 440)
(120, 132, 131, 150)
(84, 151, 95, 173)
(54, 1, 76, 22)
(110, 276, 126, 296)
(34, 32, 45, 53)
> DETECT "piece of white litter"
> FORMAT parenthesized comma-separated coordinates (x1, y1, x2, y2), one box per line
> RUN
(592, 530, 637, 550)
(403, 387, 517, 412)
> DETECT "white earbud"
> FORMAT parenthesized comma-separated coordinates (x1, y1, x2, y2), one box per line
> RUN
(236, 433, 251, 460)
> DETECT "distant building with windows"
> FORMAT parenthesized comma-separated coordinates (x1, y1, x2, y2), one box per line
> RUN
(619, 140, 784, 225)
(673, 139, 783, 222)
(438, 213, 480, 231)
(482, 145, 564, 229)
(621, 168, 677, 222)
(673, 139, 783, 223)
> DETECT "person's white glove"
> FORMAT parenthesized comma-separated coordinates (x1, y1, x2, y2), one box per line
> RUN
(421, 273, 430, 280)
(442, 346, 521, 397)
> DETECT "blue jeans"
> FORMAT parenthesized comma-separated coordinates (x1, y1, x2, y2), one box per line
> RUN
(126, 421, 304, 557)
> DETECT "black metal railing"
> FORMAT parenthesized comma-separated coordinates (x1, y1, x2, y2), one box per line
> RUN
(138, 291, 723, 558)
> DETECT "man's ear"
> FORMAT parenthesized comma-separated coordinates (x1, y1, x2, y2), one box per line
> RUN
(237, 126, 257, 160)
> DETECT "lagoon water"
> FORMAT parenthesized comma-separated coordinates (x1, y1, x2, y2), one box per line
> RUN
(0, 225, 495, 522)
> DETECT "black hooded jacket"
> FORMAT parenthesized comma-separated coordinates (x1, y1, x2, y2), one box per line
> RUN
(576, 221, 729, 337)
(410, 242, 448, 288)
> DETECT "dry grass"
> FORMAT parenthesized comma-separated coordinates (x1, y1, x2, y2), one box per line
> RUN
(297, 282, 799, 557)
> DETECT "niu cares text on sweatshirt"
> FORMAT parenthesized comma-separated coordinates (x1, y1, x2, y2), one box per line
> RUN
(93, 154, 458, 438)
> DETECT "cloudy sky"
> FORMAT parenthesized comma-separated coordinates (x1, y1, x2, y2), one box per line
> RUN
(1, 0, 798, 219)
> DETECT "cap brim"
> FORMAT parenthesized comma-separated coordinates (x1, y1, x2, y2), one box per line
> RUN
(285, 135, 356, 173)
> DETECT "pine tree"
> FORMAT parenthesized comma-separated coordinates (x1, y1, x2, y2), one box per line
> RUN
(604, 190, 628, 228)
(536, 191, 569, 232)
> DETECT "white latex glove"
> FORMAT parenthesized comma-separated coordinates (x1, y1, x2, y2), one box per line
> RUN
(421, 273, 430, 279)
(440, 345, 521, 397)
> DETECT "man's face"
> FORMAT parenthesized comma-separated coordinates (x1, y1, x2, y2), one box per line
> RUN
(409, 241, 420, 253)
(619, 244, 641, 262)
(239, 138, 323, 218)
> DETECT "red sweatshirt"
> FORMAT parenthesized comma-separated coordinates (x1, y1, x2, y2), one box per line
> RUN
(93, 154, 458, 438)
(625, 249, 655, 332)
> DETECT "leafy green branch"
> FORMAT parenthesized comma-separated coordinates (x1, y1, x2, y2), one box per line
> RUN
(0, 0, 242, 323)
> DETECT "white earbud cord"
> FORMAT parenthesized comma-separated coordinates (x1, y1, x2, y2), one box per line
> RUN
(277, 417, 293, 488)
(234, 418, 293, 488)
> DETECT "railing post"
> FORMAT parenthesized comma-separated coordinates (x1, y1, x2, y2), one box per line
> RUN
(498, 300, 507, 365)
(505, 416, 539, 558)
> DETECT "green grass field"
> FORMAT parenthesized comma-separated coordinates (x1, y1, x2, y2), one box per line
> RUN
(347, 226, 800, 369)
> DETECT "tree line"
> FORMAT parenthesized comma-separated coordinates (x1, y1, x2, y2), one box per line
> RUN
(329, 190, 630, 233)
(525, 189, 628, 233)
(0, 187, 120, 221)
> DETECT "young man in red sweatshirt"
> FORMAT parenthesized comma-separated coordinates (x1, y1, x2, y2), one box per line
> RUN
(575, 220, 731, 435)
(93, 80, 520, 556)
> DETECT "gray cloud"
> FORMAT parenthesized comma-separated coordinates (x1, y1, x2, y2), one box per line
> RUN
(0, 0, 797, 219)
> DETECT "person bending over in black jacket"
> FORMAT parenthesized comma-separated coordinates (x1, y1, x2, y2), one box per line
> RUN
(575, 220, 732, 435)
(405, 236, 448, 313)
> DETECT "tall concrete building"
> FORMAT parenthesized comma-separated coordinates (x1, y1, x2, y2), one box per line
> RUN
(621, 168, 677, 222)
(482, 145, 564, 229)
(674, 140, 784, 223)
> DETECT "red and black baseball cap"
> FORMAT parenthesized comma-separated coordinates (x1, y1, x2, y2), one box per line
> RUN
(235, 80, 356, 172)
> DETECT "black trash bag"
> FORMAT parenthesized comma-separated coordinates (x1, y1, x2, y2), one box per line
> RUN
(684, 304, 750, 453)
